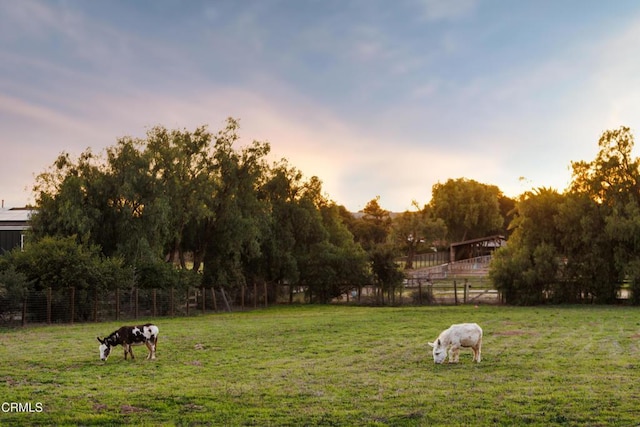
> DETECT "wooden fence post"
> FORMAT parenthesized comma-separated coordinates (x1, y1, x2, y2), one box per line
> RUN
(93, 287, 98, 322)
(220, 288, 232, 312)
(254, 282, 258, 308)
(464, 279, 469, 304)
(201, 286, 206, 314)
(21, 298, 27, 327)
(152, 289, 157, 317)
(241, 286, 245, 311)
(264, 282, 268, 308)
(47, 287, 52, 324)
(70, 286, 75, 324)
(134, 288, 139, 319)
(116, 288, 120, 321)
(186, 288, 190, 316)
(170, 287, 175, 317)
(211, 288, 218, 313)
(453, 280, 458, 305)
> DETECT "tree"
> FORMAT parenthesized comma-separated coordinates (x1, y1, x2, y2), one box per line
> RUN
(4, 235, 128, 321)
(430, 178, 503, 243)
(351, 196, 392, 252)
(0, 264, 31, 322)
(145, 125, 215, 269)
(202, 119, 271, 293)
(490, 188, 564, 305)
(31, 150, 105, 245)
(369, 244, 405, 305)
(492, 127, 640, 304)
(389, 203, 446, 269)
(568, 126, 640, 302)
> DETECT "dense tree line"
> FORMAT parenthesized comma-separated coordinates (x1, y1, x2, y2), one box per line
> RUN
(19, 119, 375, 306)
(1, 117, 519, 318)
(491, 126, 640, 304)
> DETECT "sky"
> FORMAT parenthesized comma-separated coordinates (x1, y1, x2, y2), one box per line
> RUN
(2, 0, 640, 212)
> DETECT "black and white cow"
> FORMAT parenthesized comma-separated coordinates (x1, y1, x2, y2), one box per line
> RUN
(97, 324, 159, 362)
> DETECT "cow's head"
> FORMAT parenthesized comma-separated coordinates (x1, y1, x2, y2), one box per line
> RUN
(428, 339, 446, 364)
(97, 337, 111, 361)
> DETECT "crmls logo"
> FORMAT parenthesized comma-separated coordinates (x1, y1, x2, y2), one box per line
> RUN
(1, 402, 44, 413)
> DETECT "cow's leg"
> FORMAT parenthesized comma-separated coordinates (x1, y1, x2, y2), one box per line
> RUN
(474, 337, 482, 362)
(150, 338, 157, 360)
(449, 346, 460, 363)
(123, 344, 129, 360)
(145, 341, 153, 359)
(129, 345, 135, 360)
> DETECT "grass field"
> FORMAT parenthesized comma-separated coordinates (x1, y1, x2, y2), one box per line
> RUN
(1, 304, 640, 426)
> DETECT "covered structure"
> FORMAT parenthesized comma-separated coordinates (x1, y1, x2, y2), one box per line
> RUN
(449, 235, 505, 263)
(0, 208, 34, 253)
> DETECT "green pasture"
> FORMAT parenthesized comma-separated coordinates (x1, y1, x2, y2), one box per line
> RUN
(1, 305, 640, 426)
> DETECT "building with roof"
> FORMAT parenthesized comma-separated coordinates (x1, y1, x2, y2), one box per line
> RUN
(0, 208, 34, 253)
(449, 234, 506, 263)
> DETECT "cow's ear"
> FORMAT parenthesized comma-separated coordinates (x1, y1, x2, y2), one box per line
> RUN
(97, 337, 104, 344)
(437, 338, 441, 346)
(428, 342, 435, 348)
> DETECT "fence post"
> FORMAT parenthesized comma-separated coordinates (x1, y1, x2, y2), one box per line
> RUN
(70, 287, 75, 324)
(186, 288, 190, 316)
(254, 282, 258, 308)
(201, 286, 206, 314)
(241, 286, 245, 311)
(152, 289, 157, 317)
(453, 281, 458, 305)
(170, 287, 175, 317)
(220, 287, 232, 312)
(264, 282, 268, 308)
(211, 288, 218, 313)
(135, 288, 139, 320)
(21, 298, 27, 327)
(47, 287, 52, 324)
(464, 279, 469, 304)
(418, 281, 423, 305)
(93, 287, 98, 322)
(116, 288, 120, 321)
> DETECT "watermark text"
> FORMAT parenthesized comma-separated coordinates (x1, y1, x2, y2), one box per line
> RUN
(1, 402, 43, 413)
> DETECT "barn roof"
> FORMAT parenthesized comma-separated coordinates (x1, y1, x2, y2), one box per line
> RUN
(450, 234, 505, 248)
(0, 208, 35, 229)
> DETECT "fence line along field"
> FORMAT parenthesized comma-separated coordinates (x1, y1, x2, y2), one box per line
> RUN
(1, 305, 640, 425)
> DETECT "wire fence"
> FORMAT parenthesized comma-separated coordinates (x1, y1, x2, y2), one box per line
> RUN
(1, 279, 502, 326)
(1, 284, 272, 326)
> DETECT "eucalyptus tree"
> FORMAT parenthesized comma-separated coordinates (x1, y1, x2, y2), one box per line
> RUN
(430, 178, 503, 243)
(259, 162, 369, 303)
(145, 125, 215, 269)
(201, 119, 271, 292)
(31, 150, 105, 245)
(492, 127, 640, 304)
(568, 126, 640, 302)
(490, 188, 564, 305)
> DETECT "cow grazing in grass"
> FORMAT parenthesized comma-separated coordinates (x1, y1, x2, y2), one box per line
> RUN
(428, 323, 482, 364)
(97, 324, 159, 362)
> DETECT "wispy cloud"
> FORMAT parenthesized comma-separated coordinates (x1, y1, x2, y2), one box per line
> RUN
(417, 0, 478, 21)
(3, 1, 640, 211)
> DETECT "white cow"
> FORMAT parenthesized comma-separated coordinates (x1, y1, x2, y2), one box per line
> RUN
(428, 323, 482, 364)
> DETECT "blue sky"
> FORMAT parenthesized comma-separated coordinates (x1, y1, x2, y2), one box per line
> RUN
(2, 0, 640, 212)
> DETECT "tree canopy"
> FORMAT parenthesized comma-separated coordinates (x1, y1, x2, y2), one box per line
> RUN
(26, 118, 371, 303)
(491, 126, 640, 304)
